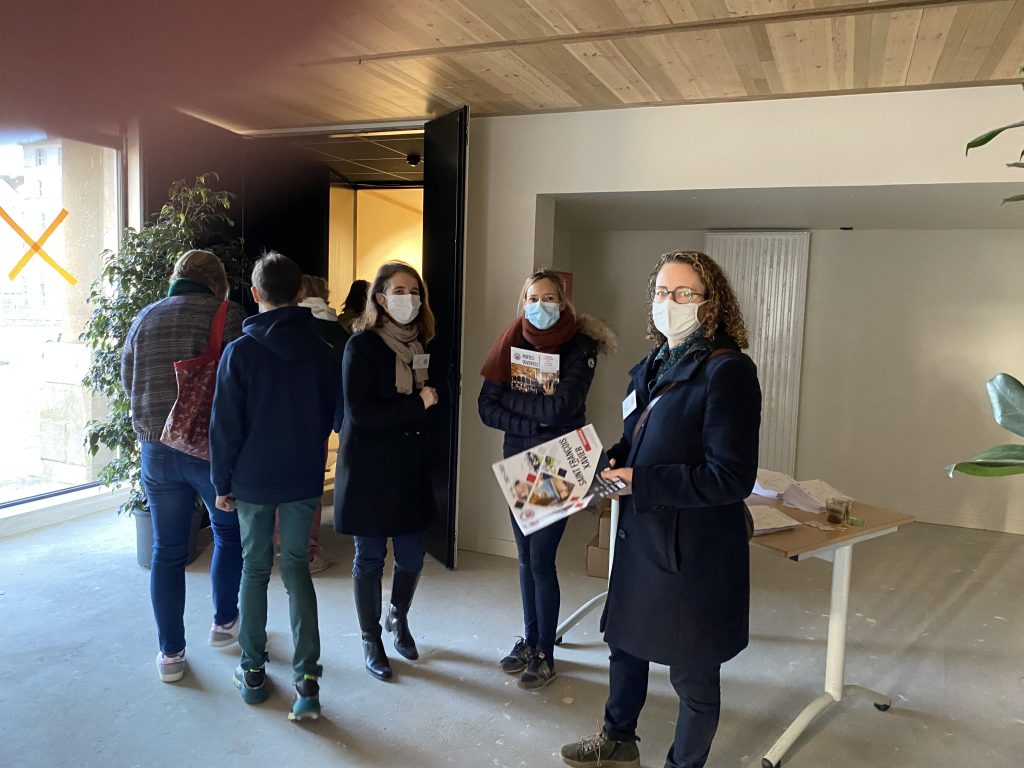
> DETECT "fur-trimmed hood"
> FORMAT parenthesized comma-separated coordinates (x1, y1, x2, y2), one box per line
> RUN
(577, 313, 617, 355)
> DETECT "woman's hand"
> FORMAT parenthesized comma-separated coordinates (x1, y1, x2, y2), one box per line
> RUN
(601, 467, 633, 495)
(420, 386, 439, 410)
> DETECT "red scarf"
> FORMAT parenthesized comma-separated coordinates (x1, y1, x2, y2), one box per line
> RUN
(480, 312, 577, 383)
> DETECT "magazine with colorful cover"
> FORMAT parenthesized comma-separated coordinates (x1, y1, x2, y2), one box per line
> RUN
(510, 346, 559, 394)
(492, 424, 626, 535)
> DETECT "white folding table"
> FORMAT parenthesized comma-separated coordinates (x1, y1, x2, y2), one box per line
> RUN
(750, 496, 914, 768)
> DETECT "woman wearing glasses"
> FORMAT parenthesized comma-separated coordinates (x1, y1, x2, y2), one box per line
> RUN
(560, 251, 761, 768)
(479, 269, 615, 690)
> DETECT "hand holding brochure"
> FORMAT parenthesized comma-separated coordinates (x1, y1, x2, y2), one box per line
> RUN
(492, 424, 627, 535)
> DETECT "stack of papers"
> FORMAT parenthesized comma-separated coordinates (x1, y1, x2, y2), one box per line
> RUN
(748, 505, 800, 536)
(783, 479, 851, 513)
(752, 469, 792, 499)
(750, 469, 852, 514)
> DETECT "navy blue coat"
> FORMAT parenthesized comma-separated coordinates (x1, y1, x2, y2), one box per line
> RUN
(478, 328, 602, 460)
(601, 335, 761, 668)
(210, 306, 338, 505)
(333, 330, 435, 537)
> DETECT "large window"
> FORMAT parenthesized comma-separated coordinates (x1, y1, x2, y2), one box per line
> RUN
(0, 135, 120, 508)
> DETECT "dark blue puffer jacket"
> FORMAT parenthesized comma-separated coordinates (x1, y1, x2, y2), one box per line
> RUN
(478, 314, 616, 459)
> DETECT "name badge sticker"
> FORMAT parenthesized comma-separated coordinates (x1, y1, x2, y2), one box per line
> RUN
(622, 390, 638, 420)
(412, 353, 431, 371)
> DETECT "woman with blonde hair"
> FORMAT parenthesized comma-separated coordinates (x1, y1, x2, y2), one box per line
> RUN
(560, 250, 761, 768)
(479, 269, 615, 690)
(334, 261, 439, 681)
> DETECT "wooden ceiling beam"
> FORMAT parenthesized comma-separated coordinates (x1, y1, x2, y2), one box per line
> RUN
(301, 0, 974, 67)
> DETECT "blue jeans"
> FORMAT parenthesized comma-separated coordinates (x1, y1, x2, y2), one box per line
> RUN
(352, 533, 425, 579)
(510, 513, 567, 659)
(604, 646, 721, 768)
(236, 498, 323, 682)
(140, 441, 242, 655)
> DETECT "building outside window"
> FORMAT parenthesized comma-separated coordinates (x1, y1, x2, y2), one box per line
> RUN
(0, 136, 120, 508)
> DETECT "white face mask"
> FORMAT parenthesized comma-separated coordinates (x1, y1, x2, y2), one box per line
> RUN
(652, 299, 704, 342)
(385, 293, 421, 325)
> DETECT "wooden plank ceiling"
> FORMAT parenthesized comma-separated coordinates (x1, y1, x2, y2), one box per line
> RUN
(183, 0, 1024, 132)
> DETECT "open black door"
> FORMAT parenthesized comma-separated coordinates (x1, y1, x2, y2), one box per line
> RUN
(422, 107, 468, 569)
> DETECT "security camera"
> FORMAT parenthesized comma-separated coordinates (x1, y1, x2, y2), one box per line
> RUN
(406, 153, 421, 166)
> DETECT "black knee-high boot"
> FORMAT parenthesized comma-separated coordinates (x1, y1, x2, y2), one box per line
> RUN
(353, 575, 391, 680)
(384, 567, 420, 660)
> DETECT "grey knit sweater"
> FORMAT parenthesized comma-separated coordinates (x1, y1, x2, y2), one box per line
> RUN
(121, 294, 246, 442)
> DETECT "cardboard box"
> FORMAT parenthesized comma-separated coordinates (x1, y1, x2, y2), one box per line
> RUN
(586, 534, 609, 578)
(598, 507, 612, 550)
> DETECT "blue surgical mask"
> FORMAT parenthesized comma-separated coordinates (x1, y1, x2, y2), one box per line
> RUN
(524, 301, 560, 330)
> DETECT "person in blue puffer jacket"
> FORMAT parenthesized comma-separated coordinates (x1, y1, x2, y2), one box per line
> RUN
(479, 269, 615, 690)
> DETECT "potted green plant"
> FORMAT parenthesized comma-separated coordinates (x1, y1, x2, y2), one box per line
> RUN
(81, 172, 246, 566)
(948, 374, 1024, 477)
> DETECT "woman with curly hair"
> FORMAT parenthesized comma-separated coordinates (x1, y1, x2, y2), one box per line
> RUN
(560, 251, 762, 768)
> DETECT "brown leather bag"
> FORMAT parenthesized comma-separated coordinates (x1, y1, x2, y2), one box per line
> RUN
(159, 301, 230, 460)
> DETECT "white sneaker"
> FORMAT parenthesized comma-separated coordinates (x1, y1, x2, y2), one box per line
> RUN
(309, 551, 332, 574)
(209, 617, 239, 648)
(157, 651, 186, 683)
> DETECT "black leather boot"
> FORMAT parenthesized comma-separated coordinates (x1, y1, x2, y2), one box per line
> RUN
(353, 575, 391, 681)
(384, 567, 420, 660)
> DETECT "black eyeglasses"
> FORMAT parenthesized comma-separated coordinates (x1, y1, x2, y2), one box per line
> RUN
(651, 286, 705, 304)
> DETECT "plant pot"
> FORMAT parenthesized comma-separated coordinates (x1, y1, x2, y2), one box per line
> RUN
(134, 506, 205, 569)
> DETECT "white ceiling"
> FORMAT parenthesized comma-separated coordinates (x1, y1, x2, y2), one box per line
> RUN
(549, 183, 1024, 231)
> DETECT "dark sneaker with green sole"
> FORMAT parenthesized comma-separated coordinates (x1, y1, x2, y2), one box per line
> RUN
(499, 637, 534, 674)
(560, 730, 640, 768)
(233, 665, 269, 705)
(288, 675, 321, 721)
(518, 650, 556, 690)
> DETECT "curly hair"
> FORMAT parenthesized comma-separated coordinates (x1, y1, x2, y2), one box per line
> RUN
(645, 250, 749, 349)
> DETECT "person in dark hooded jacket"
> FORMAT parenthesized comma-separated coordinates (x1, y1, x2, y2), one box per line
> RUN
(210, 252, 338, 722)
(560, 250, 761, 768)
(479, 269, 616, 690)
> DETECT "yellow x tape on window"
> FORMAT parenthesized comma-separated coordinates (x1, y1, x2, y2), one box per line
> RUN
(1, 206, 76, 285)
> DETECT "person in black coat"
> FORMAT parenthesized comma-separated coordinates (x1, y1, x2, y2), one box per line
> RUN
(479, 269, 616, 690)
(333, 261, 439, 682)
(560, 251, 761, 768)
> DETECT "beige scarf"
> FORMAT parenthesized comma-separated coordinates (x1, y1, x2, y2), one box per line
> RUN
(373, 318, 427, 394)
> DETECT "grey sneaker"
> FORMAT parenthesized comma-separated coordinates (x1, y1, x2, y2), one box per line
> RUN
(209, 617, 239, 647)
(518, 650, 556, 690)
(499, 637, 533, 674)
(560, 730, 640, 768)
(156, 651, 186, 683)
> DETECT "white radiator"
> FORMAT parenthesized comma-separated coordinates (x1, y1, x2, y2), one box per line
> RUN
(704, 232, 809, 476)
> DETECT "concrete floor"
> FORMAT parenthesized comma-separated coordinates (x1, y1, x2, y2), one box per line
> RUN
(0, 510, 1021, 768)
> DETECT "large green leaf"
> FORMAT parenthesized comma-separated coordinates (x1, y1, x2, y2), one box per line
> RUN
(966, 121, 1024, 153)
(972, 444, 1024, 462)
(947, 461, 1024, 478)
(987, 374, 1024, 437)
